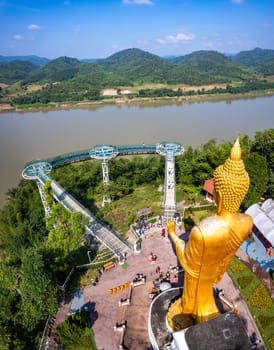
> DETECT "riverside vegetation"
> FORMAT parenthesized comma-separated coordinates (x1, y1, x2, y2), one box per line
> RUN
(1, 47, 274, 111)
(0, 127, 273, 349)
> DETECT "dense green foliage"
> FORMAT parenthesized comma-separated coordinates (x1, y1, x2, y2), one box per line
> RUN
(0, 60, 38, 84)
(139, 87, 183, 97)
(0, 180, 88, 349)
(0, 129, 272, 348)
(98, 48, 171, 84)
(252, 129, 274, 198)
(0, 181, 57, 349)
(166, 50, 254, 84)
(25, 56, 81, 84)
(52, 156, 165, 207)
(175, 131, 271, 208)
(57, 310, 96, 349)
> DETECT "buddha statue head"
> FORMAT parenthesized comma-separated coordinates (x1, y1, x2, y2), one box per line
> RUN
(213, 138, 249, 213)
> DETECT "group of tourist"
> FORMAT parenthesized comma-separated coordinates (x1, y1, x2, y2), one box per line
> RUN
(135, 218, 152, 236)
(148, 264, 179, 299)
(148, 252, 158, 263)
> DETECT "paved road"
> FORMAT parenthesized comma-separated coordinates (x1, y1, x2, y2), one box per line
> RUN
(55, 226, 265, 350)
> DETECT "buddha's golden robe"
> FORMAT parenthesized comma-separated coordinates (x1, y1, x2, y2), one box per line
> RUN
(167, 138, 253, 329)
(168, 212, 252, 324)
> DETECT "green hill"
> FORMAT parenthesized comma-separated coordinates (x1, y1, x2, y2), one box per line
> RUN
(0, 60, 38, 84)
(22, 55, 133, 86)
(166, 50, 254, 85)
(25, 56, 83, 83)
(97, 48, 171, 84)
(232, 48, 274, 76)
(0, 48, 272, 87)
(0, 54, 49, 66)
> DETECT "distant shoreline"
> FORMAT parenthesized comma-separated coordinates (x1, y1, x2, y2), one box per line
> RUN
(1, 89, 274, 114)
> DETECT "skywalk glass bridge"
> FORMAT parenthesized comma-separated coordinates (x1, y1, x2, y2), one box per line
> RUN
(22, 142, 184, 257)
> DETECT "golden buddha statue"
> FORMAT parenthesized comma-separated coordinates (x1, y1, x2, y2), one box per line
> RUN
(167, 138, 253, 331)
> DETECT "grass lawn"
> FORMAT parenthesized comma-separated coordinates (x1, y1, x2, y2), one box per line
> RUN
(99, 183, 163, 234)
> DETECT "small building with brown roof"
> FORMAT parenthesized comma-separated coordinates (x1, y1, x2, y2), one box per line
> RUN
(203, 178, 214, 202)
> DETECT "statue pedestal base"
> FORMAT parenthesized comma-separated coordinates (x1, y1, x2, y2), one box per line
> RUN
(148, 288, 252, 350)
(167, 298, 195, 331)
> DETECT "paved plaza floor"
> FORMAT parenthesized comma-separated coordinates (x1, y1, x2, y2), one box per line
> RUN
(55, 226, 266, 350)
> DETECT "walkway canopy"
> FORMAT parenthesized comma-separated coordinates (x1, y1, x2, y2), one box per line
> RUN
(246, 198, 274, 247)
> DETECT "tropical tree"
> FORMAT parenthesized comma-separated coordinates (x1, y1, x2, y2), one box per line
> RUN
(56, 309, 91, 348)
(19, 247, 57, 331)
(46, 203, 88, 275)
(243, 152, 268, 208)
(252, 128, 274, 197)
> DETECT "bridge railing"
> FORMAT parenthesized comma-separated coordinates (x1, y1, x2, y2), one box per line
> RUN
(22, 149, 91, 170)
(87, 221, 133, 252)
(117, 144, 157, 155)
(51, 180, 95, 220)
(48, 150, 91, 168)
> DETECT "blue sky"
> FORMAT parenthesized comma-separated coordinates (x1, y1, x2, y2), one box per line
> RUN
(1, 0, 273, 59)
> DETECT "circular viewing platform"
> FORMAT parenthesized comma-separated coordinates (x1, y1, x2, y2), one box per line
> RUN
(89, 145, 119, 160)
(22, 161, 52, 180)
(156, 142, 184, 158)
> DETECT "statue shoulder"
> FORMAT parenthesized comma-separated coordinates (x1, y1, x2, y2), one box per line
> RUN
(234, 213, 253, 237)
(189, 225, 204, 242)
(238, 213, 253, 228)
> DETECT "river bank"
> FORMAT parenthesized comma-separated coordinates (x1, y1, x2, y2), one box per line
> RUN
(1, 89, 274, 114)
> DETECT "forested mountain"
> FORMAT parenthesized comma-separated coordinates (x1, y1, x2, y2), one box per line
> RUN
(0, 54, 49, 66)
(0, 60, 38, 84)
(232, 48, 274, 76)
(1, 47, 274, 85)
(1, 47, 270, 86)
(81, 58, 100, 63)
(97, 48, 171, 84)
(166, 50, 254, 85)
(28, 56, 131, 86)
(25, 56, 82, 83)
(166, 50, 227, 65)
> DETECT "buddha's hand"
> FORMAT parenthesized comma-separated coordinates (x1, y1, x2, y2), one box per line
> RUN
(167, 221, 176, 235)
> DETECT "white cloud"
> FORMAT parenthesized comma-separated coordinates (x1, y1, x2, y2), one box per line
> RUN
(123, 0, 153, 5)
(28, 24, 41, 30)
(231, 0, 244, 4)
(13, 34, 24, 40)
(157, 32, 195, 45)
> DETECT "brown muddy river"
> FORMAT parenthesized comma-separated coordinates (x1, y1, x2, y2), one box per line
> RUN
(0, 95, 273, 207)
